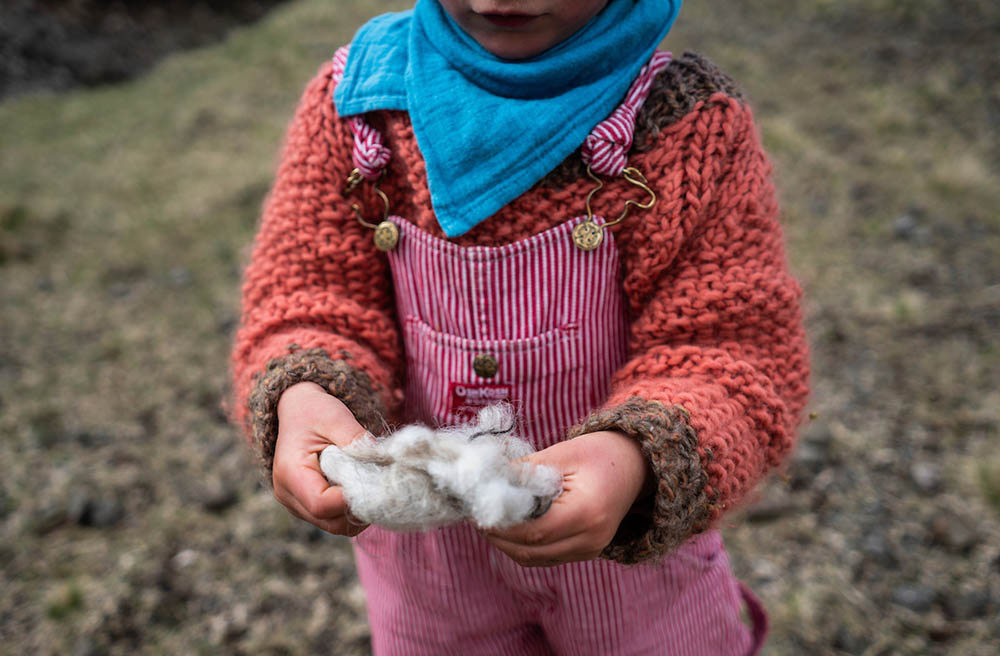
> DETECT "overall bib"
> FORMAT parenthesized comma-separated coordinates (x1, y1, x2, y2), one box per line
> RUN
(332, 48, 766, 656)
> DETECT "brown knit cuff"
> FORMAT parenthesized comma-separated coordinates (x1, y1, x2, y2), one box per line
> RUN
(246, 347, 386, 476)
(568, 398, 712, 565)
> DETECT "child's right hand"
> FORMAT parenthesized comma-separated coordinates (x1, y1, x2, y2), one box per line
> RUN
(272, 381, 370, 536)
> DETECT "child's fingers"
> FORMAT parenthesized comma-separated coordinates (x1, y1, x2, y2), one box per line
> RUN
(282, 493, 368, 536)
(484, 531, 604, 567)
(274, 458, 350, 521)
(274, 470, 368, 537)
(483, 478, 586, 545)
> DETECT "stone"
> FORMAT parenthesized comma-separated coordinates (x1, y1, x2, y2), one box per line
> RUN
(71, 637, 105, 656)
(893, 213, 919, 240)
(793, 442, 828, 472)
(745, 496, 798, 523)
(927, 514, 980, 554)
(947, 589, 993, 620)
(861, 532, 899, 569)
(892, 585, 937, 613)
(832, 625, 868, 653)
(197, 478, 239, 513)
(71, 492, 124, 528)
(67, 488, 95, 524)
(910, 462, 942, 494)
(88, 498, 124, 527)
(29, 502, 66, 535)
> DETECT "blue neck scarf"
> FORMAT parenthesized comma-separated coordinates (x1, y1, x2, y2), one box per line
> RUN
(335, 0, 682, 237)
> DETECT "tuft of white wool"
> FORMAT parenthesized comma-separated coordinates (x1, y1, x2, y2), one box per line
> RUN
(319, 404, 562, 531)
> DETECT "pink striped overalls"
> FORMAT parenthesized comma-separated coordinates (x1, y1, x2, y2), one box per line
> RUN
(333, 49, 766, 656)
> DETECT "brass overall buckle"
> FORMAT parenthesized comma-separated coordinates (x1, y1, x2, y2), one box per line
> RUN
(571, 166, 657, 251)
(345, 168, 398, 251)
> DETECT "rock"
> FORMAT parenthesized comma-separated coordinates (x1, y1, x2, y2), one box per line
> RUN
(89, 498, 124, 527)
(892, 585, 937, 613)
(946, 589, 993, 620)
(196, 478, 239, 513)
(71, 637, 106, 656)
(168, 267, 192, 287)
(861, 531, 899, 569)
(893, 213, 919, 240)
(209, 603, 249, 645)
(793, 441, 828, 471)
(927, 514, 980, 554)
(171, 549, 198, 569)
(910, 462, 942, 494)
(0, 490, 13, 520)
(29, 502, 67, 535)
(743, 484, 799, 523)
(926, 620, 960, 643)
(73, 430, 112, 447)
(832, 624, 868, 653)
(70, 492, 124, 528)
(745, 496, 798, 523)
(67, 488, 95, 524)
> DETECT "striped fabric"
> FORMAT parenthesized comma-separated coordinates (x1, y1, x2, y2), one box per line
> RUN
(352, 216, 759, 654)
(331, 43, 763, 655)
(387, 216, 626, 446)
(332, 46, 391, 180)
(581, 50, 673, 177)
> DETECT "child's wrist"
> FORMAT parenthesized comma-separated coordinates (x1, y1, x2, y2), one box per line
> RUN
(591, 430, 655, 503)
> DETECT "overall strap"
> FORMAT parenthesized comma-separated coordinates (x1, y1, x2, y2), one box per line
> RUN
(581, 50, 673, 177)
(331, 46, 672, 182)
(332, 46, 391, 181)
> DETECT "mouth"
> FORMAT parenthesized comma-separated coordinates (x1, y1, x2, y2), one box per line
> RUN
(479, 13, 538, 28)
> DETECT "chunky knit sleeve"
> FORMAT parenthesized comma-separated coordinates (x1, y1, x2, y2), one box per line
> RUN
(230, 61, 402, 472)
(571, 88, 810, 564)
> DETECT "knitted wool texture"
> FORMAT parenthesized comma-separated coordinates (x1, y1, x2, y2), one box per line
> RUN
(231, 53, 810, 563)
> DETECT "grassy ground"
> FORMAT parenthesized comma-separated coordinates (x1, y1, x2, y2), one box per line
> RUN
(2, 1, 998, 654)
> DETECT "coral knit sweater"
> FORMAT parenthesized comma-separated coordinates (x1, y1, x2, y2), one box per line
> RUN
(231, 53, 810, 564)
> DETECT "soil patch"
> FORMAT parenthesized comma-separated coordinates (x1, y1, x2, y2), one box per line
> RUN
(0, 0, 292, 99)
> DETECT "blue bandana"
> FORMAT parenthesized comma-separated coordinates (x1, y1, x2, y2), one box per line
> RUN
(335, 0, 682, 237)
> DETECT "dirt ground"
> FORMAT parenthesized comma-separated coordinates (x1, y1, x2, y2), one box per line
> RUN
(0, 0, 292, 99)
(1, 1, 998, 654)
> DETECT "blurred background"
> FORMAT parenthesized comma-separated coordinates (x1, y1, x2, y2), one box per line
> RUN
(1, 0, 998, 654)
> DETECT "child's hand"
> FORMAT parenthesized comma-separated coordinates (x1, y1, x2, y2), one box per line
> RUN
(482, 431, 653, 567)
(272, 381, 370, 536)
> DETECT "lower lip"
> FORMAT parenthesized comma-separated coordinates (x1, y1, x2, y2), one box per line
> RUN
(481, 14, 537, 28)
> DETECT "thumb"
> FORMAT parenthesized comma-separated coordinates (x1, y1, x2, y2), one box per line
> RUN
(278, 382, 370, 450)
(309, 392, 369, 448)
(516, 438, 582, 474)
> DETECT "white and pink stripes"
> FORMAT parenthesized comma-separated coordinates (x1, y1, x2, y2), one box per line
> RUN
(334, 43, 764, 655)
(332, 46, 391, 180)
(387, 214, 628, 449)
(356, 524, 758, 655)
(581, 50, 673, 176)
(355, 211, 759, 655)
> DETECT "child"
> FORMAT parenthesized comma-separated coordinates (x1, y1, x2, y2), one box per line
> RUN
(232, 0, 809, 653)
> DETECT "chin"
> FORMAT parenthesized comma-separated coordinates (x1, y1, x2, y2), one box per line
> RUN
(478, 36, 550, 60)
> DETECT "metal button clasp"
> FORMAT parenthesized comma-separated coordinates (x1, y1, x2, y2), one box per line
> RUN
(572, 165, 657, 251)
(345, 168, 398, 251)
(473, 353, 499, 378)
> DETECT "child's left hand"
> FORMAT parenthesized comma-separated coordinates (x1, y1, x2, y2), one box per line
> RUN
(482, 431, 653, 567)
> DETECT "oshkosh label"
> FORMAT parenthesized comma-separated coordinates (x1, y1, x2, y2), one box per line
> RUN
(448, 382, 513, 420)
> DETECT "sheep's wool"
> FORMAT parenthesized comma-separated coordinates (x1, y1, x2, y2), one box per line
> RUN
(319, 405, 562, 531)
